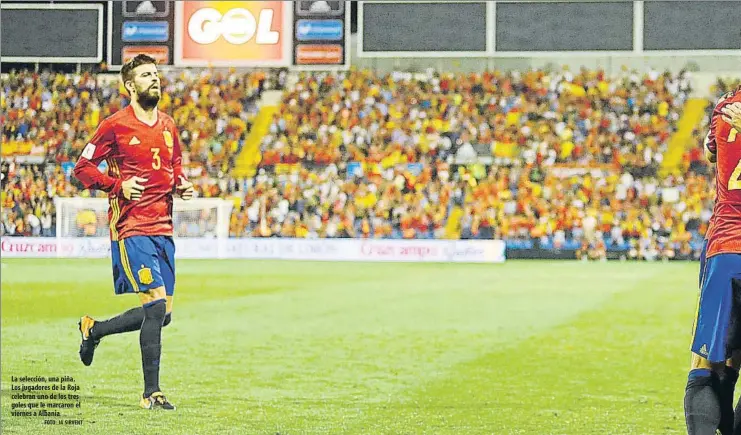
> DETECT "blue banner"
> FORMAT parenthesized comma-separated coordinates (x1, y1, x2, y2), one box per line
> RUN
(296, 20, 343, 41)
(122, 21, 169, 42)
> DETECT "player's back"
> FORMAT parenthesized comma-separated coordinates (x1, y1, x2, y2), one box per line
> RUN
(706, 89, 741, 256)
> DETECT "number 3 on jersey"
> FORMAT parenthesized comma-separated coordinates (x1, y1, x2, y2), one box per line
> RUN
(728, 128, 741, 190)
(151, 148, 161, 170)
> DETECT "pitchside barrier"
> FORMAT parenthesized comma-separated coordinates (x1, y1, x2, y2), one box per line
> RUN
(0, 237, 507, 264)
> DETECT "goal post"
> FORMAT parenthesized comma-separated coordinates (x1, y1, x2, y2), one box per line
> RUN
(54, 197, 234, 239)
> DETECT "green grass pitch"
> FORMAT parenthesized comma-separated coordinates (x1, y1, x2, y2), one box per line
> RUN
(0, 258, 712, 434)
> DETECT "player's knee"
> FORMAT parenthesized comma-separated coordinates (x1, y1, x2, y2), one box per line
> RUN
(149, 286, 166, 300)
(143, 299, 166, 324)
(163, 312, 172, 327)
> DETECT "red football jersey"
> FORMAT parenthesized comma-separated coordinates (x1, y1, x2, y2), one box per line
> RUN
(73, 105, 186, 241)
(704, 88, 741, 257)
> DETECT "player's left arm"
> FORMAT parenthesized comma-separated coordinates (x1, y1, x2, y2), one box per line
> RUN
(171, 125, 194, 200)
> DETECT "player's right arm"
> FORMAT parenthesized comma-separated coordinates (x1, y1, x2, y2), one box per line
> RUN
(73, 119, 146, 200)
(74, 119, 122, 193)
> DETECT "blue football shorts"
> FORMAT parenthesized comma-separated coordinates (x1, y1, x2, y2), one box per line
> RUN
(111, 235, 175, 296)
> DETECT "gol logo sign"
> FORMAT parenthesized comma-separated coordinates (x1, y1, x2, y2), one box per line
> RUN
(175, 1, 290, 66)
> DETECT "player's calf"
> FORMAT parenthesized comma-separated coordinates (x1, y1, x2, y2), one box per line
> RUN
(722, 351, 741, 435)
(685, 361, 724, 434)
(139, 287, 167, 398)
(719, 363, 738, 435)
(686, 355, 735, 435)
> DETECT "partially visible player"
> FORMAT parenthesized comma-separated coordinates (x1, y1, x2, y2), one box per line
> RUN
(685, 86, 741, 435)
(73, 54, 194, 410)
(719, 99, 741, 435)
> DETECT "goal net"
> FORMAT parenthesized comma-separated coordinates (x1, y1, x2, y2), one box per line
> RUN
(54, 197, 234, 239)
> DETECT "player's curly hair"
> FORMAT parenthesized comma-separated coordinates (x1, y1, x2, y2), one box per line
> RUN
(120, 54, 158, 93)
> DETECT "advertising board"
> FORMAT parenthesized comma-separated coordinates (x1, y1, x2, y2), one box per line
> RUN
(1, 238, 506, 264)
(174, 1, 292, 67)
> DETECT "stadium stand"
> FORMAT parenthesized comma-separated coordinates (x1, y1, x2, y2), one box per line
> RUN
(248, 67, 708, 260)
(0, 68, 731, 262)
(1, 69, 285, 173)
(259, 67, 690, 169)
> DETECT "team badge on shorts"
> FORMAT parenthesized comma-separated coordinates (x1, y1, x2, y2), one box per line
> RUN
(138, 267, 154, 285)
(163, 130, 173, 151)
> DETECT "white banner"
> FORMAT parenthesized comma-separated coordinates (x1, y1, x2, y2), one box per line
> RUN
(1, 237, 111, 258)
(1, 237, 506, 263)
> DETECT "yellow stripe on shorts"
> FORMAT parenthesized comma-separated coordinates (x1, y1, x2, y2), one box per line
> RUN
(109, 198, 120, 241)
(119, 240, 140, 293)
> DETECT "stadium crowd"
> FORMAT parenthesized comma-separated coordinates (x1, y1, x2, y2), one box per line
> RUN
(248, 67, 709, 260)
(1, 68, 286, 174)
(1, 67, 733, 261)
(260, 67, 688, 172)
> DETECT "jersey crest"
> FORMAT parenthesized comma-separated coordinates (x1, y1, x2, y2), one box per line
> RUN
(138, 266, 154, 285)
(163, 130, 173, 151)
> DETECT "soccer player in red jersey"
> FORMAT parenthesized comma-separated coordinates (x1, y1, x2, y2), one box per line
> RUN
(685, 86, 741, 434)
(73, 54, 194, 410)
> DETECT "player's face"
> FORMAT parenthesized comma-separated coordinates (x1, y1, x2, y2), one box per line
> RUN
(129, 64, 161, 110)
